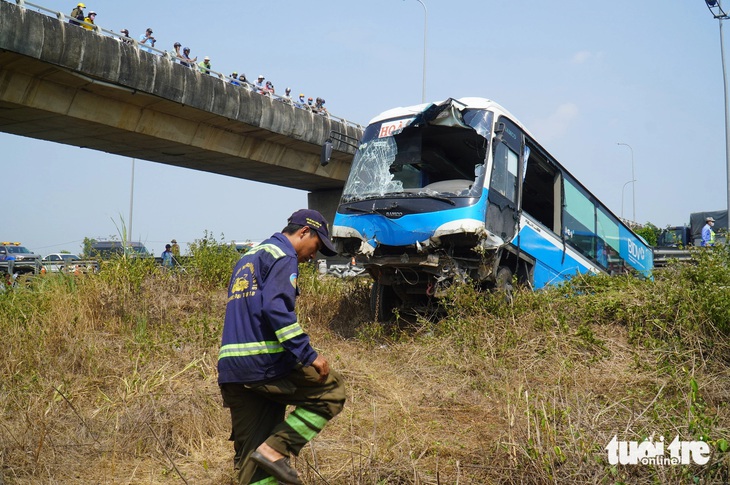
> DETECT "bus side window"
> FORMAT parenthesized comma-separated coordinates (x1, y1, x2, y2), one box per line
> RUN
(521, 142, 560, 233)
(596, 207, 626, 274)
(563, 178, 596, 259)
(490, 142, 519, 203)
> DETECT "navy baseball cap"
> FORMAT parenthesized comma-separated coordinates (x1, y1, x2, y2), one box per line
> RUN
(288, 209, 337, 256)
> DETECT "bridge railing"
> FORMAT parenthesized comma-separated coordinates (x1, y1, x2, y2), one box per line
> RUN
(9, 0, 364, 132)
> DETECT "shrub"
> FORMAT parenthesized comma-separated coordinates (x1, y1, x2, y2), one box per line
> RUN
(185, 231, 240, 288)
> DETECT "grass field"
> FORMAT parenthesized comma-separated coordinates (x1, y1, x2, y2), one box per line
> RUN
(1, 245, 729, 484)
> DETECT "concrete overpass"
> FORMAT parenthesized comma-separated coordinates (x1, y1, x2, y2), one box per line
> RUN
(0, 0, 363, 216)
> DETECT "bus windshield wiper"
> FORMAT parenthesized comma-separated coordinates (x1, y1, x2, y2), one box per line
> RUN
(343, 205, 378, 214)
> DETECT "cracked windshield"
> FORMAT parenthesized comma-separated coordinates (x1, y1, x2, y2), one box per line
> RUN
(341, 107, 493, 203)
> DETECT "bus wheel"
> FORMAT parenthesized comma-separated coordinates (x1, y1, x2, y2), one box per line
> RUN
(370, 281, 399, 322)
(495, 266, 514, 304)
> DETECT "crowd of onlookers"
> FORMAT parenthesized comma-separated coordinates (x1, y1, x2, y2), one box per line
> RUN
(65, 2, 331, 116)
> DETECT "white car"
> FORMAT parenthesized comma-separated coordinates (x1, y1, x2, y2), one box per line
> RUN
(42, 253, 81, 273)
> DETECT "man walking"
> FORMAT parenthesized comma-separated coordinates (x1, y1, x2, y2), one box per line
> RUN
(218, 209, 346, 485)
(701, 216, 716, 247)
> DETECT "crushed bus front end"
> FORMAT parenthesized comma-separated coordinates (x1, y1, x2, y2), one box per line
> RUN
(332, 98, 509, 315)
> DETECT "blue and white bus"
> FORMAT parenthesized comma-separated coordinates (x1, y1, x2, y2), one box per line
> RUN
(330, 97, 652, 317)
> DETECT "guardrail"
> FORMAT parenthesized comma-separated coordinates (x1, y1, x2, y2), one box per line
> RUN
(0, 260, 41, 275)
(652, 248, 694, 268)
(40, 259, 99, 274)
(8, 0, 364, 133)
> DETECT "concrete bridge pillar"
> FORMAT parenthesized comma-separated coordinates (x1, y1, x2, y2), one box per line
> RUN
(308, 189, 343, 230)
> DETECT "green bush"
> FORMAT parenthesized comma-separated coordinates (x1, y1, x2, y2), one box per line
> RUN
(634, 222, 660, 246)
(185, 231, 240, 288)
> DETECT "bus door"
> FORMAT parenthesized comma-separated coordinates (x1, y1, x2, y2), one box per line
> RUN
(486, 117, 523, 243)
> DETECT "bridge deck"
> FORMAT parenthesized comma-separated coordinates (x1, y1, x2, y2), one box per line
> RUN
(0, 0, 362, 192)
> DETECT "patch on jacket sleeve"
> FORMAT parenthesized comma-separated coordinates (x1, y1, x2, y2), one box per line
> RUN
(290, 273, 297, 288)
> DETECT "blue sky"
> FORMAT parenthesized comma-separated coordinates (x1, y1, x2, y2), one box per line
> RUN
(2, 0, 727, 256)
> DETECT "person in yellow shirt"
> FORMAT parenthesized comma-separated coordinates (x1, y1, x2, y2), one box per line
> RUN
(82, 11, 97, 31)
(170, 239, 180, 259)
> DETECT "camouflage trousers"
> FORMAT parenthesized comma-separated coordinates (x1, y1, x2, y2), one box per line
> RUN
(220, 365, 346, 484)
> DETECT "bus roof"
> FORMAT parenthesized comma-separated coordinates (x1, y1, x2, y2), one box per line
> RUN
(368, 97, 531, 136)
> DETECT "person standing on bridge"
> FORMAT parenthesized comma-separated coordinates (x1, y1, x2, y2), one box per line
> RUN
(315, 98, 327, 115)
(170, 42, 185, 63)
(280, 87, 293, 105)
(255, 75, 266, 93)
(138, 28, 156, 53)
(119, 28, 133, 44)
(69, 2, 85, 26)
(238, 74, 251, 90)
(180, 47, 197, 68)
(296, 94, 307, 109)
(82, 11, 97, 31)
(218, 209, 345, 485)
(701, 216, 716, 247)
(198, 56, 212, 75)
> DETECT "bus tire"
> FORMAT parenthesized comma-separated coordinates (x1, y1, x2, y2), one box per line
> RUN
(370, 280, 398, 322)
(496, 266, 514, 304)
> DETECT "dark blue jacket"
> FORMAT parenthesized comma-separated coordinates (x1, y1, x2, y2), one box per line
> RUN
(217, 233, 317, 384)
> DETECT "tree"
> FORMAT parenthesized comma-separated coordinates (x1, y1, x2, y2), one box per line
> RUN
(634, 223, 660, 247)
(81, 237, 97, 259)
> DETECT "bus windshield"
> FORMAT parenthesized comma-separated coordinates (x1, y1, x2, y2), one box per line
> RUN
(341, 104, 494, 203)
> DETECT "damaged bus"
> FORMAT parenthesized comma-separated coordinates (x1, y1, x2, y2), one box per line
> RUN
(330, 97, 653, 318)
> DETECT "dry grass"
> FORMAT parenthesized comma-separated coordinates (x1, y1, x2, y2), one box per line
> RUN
(1, 264, 729, 484)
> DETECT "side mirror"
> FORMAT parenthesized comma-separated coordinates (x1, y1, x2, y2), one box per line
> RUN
(321, 139, 333, 166)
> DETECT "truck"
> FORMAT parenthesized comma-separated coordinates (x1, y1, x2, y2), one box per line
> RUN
(0, 242, 42, 275)
(327, 97, 653, 319)
(88, 240, 152, 259)
(653, 210, 727, 267)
